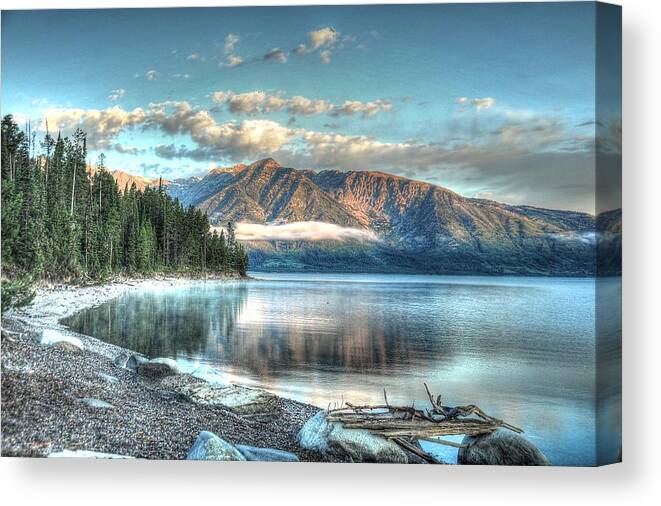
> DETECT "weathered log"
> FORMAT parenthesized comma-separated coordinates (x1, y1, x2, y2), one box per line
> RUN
(326, 384, 522, 457)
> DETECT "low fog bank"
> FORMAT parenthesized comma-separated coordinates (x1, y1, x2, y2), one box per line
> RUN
(213, 221, 379, 242)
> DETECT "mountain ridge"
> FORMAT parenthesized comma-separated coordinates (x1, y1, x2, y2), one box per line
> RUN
(101, 158, 619, 275)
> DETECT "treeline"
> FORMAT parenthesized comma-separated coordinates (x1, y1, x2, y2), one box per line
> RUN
(1, 115, 248, 306)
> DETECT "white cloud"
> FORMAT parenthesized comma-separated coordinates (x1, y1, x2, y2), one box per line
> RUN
(295, 27, 340, 63)
(43, 106, 147, 149)
(11, 112, 31, 126)
(146, 70, 157, 81)
(332, 99, 393, 118)
(187, 52, 201, 60)
(35, 100, 597, 210)
(545, 231, 598, 245)
(214, 27, 354, 67)
(225, 221, 378, 242)
(296, 131, 444, 170)
(39, 103, 572, 167)
(108, 89, 125, 101)
(111, 142, 143, 155)
(308, 27, 338, 50)
(145, 101, 296, 158)
(264, 95, 289, 112)
(211, 90, 390, 119)
(319, 50, 332, 64)
(263, 47, 288, 63)
(473, 97, 495, 110)
(213, 91, 268, 114)
(285, 95, 334, 115)
(211, 91, 233, 104)
(224, 33, 240, 54)
(222, 55, 244, 68)
(191, 118, 294, 157)
(457, 96, 495, 110)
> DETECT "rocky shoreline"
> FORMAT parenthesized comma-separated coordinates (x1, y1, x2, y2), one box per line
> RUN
(1, 277, 329, 460)
(1, 277, 550, 464)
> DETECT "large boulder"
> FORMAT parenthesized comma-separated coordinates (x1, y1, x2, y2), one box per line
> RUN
(40, 329, 84, 352)
(113, 352, 148, 371)
(127, 354, 149, 372)
(113, 352, 130, 368)
(189, 364, 230, 385)
(52, 340, 85, 353)
(179, 383, 280, 422)
(458, 429, 549, 466)
(236, 444, 299, 462)
(137, 357, 180, 378)
(185, 431, 246, 461)
(298, 411, 408, 463)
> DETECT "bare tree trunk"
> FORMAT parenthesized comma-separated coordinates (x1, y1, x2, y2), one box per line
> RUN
(70, 163, 76, 216)
(85, 191, 90, 271)
(44, 121, 50, 186)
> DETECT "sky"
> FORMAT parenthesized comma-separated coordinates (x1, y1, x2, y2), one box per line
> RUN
(1, 3, 621, 213)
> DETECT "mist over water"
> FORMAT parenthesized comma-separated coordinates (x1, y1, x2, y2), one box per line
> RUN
(64, 273, 621, 466)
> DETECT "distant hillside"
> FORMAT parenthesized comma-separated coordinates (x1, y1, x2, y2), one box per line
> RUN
(112, 158, 621, 276)
(168, 159, 362, 227)
(87, 166, 166, 192)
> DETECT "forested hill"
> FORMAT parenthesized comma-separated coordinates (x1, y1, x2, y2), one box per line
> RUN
(161, 158, 610, 276)
(1, 115, 248, 307)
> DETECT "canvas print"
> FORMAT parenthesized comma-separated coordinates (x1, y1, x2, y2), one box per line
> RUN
(0, 3, 621, 466)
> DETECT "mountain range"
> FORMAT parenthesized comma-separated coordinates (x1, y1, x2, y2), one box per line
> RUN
(104, 158, 621, 276)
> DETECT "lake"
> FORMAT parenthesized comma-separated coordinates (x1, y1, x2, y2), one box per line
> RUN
(63, 272, 622, 466)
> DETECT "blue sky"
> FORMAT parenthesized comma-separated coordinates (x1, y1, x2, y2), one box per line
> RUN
(1, 3, 621, 212)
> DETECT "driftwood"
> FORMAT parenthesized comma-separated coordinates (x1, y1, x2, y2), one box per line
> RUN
(327, 383, 523, 463)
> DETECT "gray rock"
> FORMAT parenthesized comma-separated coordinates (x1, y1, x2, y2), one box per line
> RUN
(458, 429, 549, 466)
(52, 340, 85, 353)
(98, 372, 119, 384)
(40, 329, 84, 352)
(126, 354, 149, 371)
(236, 444, 299, 462)
(113, 352, 130, 368)
(189, 364, 230, 385)
(81, 397, 114, 409)
(179, 383, 280, 422)
(137, 357, 180, 378)
(298, 411, 408, 463)
(185, 431, 246, 461)
(113, 352, 148, 371)
(1, 329, 19, 342)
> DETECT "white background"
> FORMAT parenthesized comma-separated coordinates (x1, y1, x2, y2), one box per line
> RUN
(0, 0, 659, 504)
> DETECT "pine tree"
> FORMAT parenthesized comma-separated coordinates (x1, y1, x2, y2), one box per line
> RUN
(1, 114, 248, 308)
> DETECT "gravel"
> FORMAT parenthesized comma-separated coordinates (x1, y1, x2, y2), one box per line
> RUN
(1, 278, 326, 461)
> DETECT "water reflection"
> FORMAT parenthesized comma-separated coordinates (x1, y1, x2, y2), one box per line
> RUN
(65, 281, 248, 359)
(64, 273, 621, 466)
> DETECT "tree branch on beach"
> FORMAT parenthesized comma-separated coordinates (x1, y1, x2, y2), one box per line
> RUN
(326, 384, 523, 462)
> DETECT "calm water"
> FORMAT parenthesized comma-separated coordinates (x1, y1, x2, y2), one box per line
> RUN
(64, 272, 621, 466)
